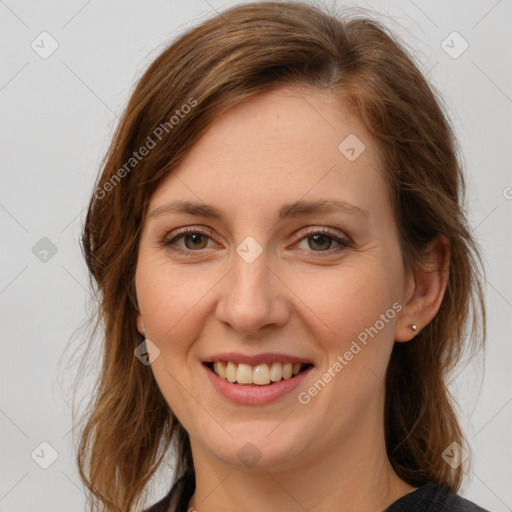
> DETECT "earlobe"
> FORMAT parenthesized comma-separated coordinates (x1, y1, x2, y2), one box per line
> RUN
(394, 319, 421, 342)
(394, 235, 450, 342)
(136, 314, 146, 336)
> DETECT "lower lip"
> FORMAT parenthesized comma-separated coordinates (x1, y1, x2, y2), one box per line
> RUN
(204, 364, 313, 405)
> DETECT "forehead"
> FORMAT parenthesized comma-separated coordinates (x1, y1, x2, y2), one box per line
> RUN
(148, 85, 388, 224)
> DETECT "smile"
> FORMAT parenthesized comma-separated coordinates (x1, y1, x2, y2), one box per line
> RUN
(206, 361, 312, 385)
(202, 352, 315, 404)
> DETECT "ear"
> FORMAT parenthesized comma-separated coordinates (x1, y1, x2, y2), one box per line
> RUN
(136, 314, 146, 336)
(131, 276, 145, 335)
(394, 235, 450, 342)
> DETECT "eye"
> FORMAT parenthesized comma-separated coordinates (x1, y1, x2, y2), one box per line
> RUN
(161, 227, 217, 255)
(293, 227, 351, 256)
(160, 226, 352, 257)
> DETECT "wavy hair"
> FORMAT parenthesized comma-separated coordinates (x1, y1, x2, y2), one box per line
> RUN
(67, 2, 486, 510)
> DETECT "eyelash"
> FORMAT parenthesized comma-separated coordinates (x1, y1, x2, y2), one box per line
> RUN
(160, 226, 352, 258)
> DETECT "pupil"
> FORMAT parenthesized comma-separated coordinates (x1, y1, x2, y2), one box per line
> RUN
(186, 234, 205, 249)
(311, 234, 329, 250)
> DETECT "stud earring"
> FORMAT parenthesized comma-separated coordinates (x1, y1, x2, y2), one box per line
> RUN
(410, 324, 418, 333)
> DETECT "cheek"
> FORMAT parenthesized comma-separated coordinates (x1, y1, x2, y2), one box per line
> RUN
(135, 259, 214, 429)
(135, 258, 212, 346)
(296, 264, 401, 411)
(294, 262, 400, 343)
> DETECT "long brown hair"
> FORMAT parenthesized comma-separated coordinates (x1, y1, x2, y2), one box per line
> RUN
(68, 2, 486, 510)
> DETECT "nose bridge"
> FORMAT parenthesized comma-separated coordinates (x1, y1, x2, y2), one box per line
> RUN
(215, 243, 288, 334)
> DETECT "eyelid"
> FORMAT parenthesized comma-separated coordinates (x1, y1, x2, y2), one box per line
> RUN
(169, 225, 216, 239)
(292, 226, 351, 245)
(160, 226, 219, 251)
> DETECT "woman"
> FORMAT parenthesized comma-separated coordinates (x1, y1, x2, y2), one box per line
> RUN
(76, 2, 489, 511)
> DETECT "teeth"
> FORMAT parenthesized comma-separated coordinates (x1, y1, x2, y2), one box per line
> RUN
(225, 361, 237, 382)
(214, 361, 225, 379)
(270, 362, 282, 382)
(236, 363, 253, 384)
(211, 361, 307, 385)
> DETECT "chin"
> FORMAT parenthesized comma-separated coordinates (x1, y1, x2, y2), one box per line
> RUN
(199, 426, 310, 472)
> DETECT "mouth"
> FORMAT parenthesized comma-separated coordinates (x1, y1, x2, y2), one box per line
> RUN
(203, 361, 314, 386)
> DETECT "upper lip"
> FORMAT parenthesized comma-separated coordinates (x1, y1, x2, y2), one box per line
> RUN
(203, 352, 315, 366)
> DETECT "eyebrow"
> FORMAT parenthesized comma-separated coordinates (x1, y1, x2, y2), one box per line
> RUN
(149, 199, 368, 221)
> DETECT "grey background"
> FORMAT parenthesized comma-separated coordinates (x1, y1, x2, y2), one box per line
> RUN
(1, 0, 511, 511)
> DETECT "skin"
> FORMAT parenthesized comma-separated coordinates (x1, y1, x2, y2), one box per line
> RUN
(135, 85, 449, 512)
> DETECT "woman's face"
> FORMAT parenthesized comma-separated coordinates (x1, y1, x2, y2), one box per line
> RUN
(135, 85, 411, 471)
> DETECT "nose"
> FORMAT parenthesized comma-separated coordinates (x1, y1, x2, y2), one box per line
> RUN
(214, 253, 290, 337)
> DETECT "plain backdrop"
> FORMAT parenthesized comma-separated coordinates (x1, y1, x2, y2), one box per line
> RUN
(1, 1, 511, 511)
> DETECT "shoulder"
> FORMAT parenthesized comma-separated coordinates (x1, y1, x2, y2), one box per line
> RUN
(142, 471, 195, 512)
(141, 491, 173, 512)
(384, 482, 492, 512)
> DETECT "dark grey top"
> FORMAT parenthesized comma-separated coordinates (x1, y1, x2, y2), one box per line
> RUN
(384, 481, 490, 511)
(144, 472, 491, 512)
